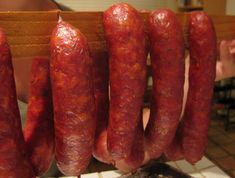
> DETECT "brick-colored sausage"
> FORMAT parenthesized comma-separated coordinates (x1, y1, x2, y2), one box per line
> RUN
(164, 128, 184, 161)
(93, 118, 144, 172)
(181, 12, 217, 164)
(24, 57, 54, 176)
(125, 117, 144, 170)
(91, 49, 145, 170)
(103, 3, 147, 160)
(92, 56, 145, 169)
(0, 29, 34, 178)
(50, 19, 96, 175)
(93, 130, 112, 164)
(115, 115, 145, 172)
(145, 9, 185, 159)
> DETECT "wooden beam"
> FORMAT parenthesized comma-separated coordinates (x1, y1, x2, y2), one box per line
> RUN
(0, 11, 234, 58)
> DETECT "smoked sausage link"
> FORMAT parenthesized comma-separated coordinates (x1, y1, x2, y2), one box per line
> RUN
(92, 51, 110, 163)
(24, 57, 54, 176)
(103, 3, 148, 160)
(164, 127, 184, 161)
(181, 12, 217, 164)
(0, 29, 35, 178)
(50, 19, 96, 175)
(145, 9, 185, 159)
(115, 115, 145, 172)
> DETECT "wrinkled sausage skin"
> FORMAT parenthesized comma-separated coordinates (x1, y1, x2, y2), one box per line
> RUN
(50, 19, 96, 176)
(145, 9, 185, 159)
(103, 3, 148, 160)
(181, 12, 217, 164)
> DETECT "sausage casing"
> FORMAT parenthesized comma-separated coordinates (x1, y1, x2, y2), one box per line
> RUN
(145, 9, 185, 159)
(24, 57, 54, 176)
(103, 3, 147, 159)
(50, 19, 96, 175)
(0, 29, 34, 178)
(181, 11, 217, 164)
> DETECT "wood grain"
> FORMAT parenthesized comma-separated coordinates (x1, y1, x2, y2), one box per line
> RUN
(0, 11, 234, 58)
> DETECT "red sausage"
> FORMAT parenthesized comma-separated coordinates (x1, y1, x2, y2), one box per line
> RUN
(164, 128, 184, 161)
(91, 48, 145, 169)
(115, 114, 145, 172)
(145, 9, 185, 159)
(104, 3, 148, 160)
(125, 117, 144, 170)
(93, 130, 112, 164)
(181, 12, 216, 164)
(92, 50, 110, 163)
(93, 116, 144, 172)
(0, 29, 34, 178)
(50, 19, 96, 175)
(24, 57, 54, 176)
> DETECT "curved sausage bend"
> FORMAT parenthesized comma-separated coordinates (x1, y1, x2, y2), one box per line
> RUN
(93, 115, 144, 173)
(92, 50, 110, 164)
(164, 127, 184, 161)
(115, 114, 145, 172)
(50, 19, 96, 176)
(91, 51, 144, 170)
(103, 3, 147, 160)
(0, 29, 35, 178)
(181, 11, 216, 164)
(145, 9, 185, 159)
(24, 57, 54, 176)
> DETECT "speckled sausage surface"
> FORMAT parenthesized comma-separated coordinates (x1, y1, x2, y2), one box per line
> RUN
(93, 116, 145, 172)
(103, 3, 148, 160)
(126, 117, 145, 170)
(145, 9, 185, 159)
(0, 29, 34, 178)
(181, 11, 217, 164)
(24, 57, 54, 176)
(115, 115, 145, 172)
(50, 19, 96, 176)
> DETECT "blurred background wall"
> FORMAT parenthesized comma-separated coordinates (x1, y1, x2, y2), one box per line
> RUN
(55, 0, 177, 11)
(55, 0, 234, 15)
(226, 0, 235, 15)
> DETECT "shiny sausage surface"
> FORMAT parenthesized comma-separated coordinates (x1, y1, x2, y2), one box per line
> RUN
(181, 11, 217, 164)
(103, 3, 147, 160)
(50, 19, 96, 175)
(145, 9, 185, 159)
